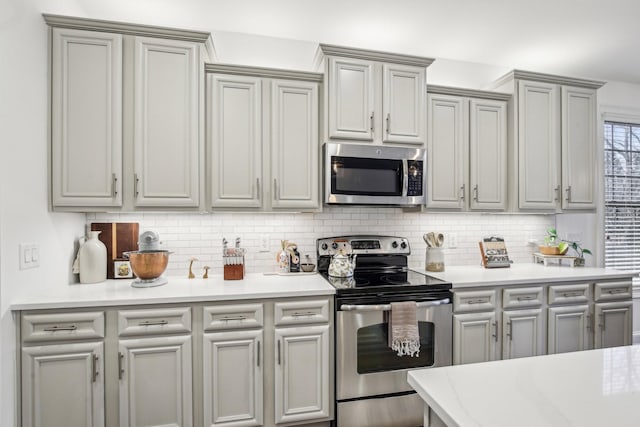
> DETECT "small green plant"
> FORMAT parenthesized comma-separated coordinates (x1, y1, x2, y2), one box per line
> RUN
(544, 228, 592, 259)
(544, 228, 558, 246)
(567, 241, 592, 259)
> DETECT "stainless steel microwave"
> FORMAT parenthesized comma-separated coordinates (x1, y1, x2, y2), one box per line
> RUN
(324, 143, 426, 206)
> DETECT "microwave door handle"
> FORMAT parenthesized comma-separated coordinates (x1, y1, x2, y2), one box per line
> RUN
(402, 159, 409, 197)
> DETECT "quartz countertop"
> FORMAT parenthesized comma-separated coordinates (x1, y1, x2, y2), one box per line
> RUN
(422, 263, 638, 288)
(10, 272, 335, 310)
(408, 345, 640, 427)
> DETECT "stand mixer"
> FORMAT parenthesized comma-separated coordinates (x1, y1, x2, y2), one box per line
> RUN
(125, 231, 170, 288)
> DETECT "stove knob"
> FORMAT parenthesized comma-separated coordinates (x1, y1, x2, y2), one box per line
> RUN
(391, 241, 398, 249)
(331, 242, 338, 250)
(321, 243, 328, 251)
(400, 241, 408, 249)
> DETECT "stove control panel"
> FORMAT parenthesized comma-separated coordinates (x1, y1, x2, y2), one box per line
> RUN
(317, 236, 411, 257)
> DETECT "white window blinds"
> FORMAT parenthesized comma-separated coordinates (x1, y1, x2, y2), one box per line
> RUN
(604, 121, 640, 270)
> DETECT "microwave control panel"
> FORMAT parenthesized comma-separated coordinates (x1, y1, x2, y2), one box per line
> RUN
(407, 160, 424, 196)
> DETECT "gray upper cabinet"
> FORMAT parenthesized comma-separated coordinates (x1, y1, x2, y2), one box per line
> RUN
(426, 87, 508, 211)
(45, 15, 213, 211)
(207, 65, 322, 212)
(317, 44, 432, 146)
(133, 37, 202, 208)
(50, 27, 123, 208)
(491, 70, 604, 211)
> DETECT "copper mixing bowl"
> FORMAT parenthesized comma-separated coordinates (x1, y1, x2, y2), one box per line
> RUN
(125, 250, 170, 281)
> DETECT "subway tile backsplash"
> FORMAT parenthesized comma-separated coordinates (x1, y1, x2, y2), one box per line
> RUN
(87, 208, 554, 278)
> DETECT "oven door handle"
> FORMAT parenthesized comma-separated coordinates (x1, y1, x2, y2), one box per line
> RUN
(339, 298, 450, 312)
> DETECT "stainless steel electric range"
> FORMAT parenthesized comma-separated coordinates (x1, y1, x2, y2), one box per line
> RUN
(317, 235, 453, 427)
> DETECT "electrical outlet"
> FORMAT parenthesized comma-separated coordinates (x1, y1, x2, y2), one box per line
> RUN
(259, 234, 270, 252)
(447, 233, 458, 249)
(20, 243, 40, 269)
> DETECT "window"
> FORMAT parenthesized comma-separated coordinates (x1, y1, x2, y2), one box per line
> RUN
(604, 121, 640, 271)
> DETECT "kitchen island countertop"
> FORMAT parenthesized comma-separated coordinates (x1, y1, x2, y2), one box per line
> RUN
(10, 272, 335, 310)
(422, 263, 638, 288)
(408, 344, 640, 427)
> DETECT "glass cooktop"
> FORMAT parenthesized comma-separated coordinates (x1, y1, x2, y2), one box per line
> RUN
(321, 268, 451, 295)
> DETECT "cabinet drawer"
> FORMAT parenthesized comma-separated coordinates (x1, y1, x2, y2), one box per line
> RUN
(548, 284, 590, 304)
(117, 307, 191, 337)
(502, 287, 543, 308)
(594, 282, 632, 302)
(22, 311, 104, 343)
(203, 303, 263, 331)
(453, 290, 497, 312)
(274, 299, 330, 326)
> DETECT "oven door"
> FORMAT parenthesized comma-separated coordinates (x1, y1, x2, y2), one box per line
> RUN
(336, 296, 452, 400)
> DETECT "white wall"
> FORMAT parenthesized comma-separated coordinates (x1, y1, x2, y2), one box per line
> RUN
(0, 1, 86, 425)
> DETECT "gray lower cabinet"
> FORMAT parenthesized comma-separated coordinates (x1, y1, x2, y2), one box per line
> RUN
(18, 297, 332, 427)
(20, 311, 106, 427)
(22, 341, 105, 427)
(453, 280, 633, 365)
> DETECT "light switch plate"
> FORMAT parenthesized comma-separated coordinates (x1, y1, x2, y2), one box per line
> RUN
(20, 243, 39, 269)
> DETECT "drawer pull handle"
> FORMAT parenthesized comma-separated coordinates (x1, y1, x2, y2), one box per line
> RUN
(562, 292, 582, 297)
(92, 354, 99, 383)
(138, 320, 169, 326)
(467, 299, 488, 305)
(292, 311, 317, 317)
(516, 296, 534, 301)
(43, 325, 78, 332)
(220, 315, 247, 322)
(607, 289, 626, 294)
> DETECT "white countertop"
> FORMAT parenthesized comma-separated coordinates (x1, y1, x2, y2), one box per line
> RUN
(423, 263, 638, 288)
(408, 345, 640, 427)
(10, 272, 335, 310)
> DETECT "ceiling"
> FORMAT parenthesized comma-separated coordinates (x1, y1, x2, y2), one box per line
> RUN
(68, 0, 640, 85)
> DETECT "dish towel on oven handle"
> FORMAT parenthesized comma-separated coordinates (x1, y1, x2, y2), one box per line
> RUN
(388, 301, 420, 357)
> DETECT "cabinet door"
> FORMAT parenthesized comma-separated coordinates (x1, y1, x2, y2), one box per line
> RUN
(469, 99, 507, 210)
(203, 330, 262, 427)
(594, 301, 633, 349)
(427, 94, 466, 209)
(119, 335, 192, 427)
(51, 28, 122, 208)
(517, 80, 560, 209)
(328, 57, 375, 141)
(547, 305, 590, 354)
(271, 79, 320, 209)
(209, 74, 263, 208)
(134, 37, 201, 207)
(22, 342, 104, 427)
(502, 309, 544, 359)
(274, 324, 330, 424)
(453, 312, 498, 364)
(561, 86, 597, 209)
(382, 64, 425, 144)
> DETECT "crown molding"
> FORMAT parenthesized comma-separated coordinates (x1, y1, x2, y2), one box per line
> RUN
(492, 69, 606, 90)
(427, 84, 511, 101)
(43, 14, 212, 44)
(205, 63, 323, 82)
(316, 43, 435, 68)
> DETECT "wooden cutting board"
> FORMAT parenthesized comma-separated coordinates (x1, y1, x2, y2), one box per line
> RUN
(90, 223, 139, 278)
